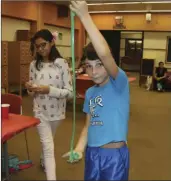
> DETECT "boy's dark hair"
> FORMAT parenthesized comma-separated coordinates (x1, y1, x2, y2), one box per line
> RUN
(31, 29, 62, 71)
(83, 42, 100, 62)
(81, 42, 113, 63)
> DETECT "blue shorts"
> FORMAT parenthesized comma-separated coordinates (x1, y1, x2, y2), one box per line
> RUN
(84, 145, 130, 181)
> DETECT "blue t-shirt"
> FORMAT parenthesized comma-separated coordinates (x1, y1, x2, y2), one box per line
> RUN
(83, 68, 130, 147)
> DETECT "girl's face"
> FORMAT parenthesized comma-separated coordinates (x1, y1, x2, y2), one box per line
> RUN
(35, 37, 53, 60)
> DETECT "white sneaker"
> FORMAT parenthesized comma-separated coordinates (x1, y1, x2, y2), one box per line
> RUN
(40, 158, 46, 172)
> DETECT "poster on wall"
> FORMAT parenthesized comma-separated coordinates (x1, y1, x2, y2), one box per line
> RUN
(113, 16, 126, 29)
(166, 36, 171, 64)
(58, 32, 63, 40)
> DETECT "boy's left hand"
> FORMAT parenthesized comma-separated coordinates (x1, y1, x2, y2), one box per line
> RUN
(70, 1, 88, 19)
(62, 150, 83, 163)
(31, 85, 50, 94)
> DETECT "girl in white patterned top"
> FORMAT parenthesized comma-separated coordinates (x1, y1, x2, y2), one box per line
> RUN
(25, 29, 73, 180)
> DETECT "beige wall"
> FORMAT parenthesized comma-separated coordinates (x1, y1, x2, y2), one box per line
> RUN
(91, 13, 171, 31)
(2, 1, 85, 59)
(1, 17, 72, 58)
(2, 15, 171, 70)
(143, 32, 171, 68)
(2, 17, 30, 41)
(86, 30, 171, 69)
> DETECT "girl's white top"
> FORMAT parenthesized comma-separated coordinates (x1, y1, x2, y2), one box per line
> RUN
(29, 58, 73, 121)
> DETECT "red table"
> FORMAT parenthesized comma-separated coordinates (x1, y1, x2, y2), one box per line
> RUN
(128, 77, 136, 82)
(2, 114, 40, 143)
(76, 74, 136, 99)
(77, 74, 92, 80)
(77, 74, 136, 82)
(2, 114, 40, 180)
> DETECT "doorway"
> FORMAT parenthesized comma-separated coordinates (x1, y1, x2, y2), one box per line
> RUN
(120, 31, 143, 72)
(100, 30, 121, 66)
(125, 38, 143, 71)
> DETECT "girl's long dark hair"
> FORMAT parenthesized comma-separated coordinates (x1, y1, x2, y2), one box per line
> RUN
(31, 29, 62, 71)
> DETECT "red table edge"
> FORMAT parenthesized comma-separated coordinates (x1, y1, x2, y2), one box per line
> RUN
(2, 114, 40, 143)
(2, 122, 39, 143)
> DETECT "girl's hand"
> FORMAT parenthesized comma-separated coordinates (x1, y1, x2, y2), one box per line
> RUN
(70, 1, 88, 19)
(25, 82, 33, 92)
(32, 85, 50, 94)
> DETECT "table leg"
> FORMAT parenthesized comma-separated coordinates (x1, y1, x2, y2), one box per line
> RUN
(24, 131, 30, 159)
(3, 142, 10, 181)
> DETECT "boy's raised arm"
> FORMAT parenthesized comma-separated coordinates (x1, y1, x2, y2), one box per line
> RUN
(70, 1, 119, 79)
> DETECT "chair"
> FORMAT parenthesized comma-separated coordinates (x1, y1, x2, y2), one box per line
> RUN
(121, 56, 140, 72)
(139, 58, 155, 87)
(1, 93, 30, 159)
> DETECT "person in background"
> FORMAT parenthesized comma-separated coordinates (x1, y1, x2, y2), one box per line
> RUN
(154, 61, 167, 91)
(25, 29, 73, 180)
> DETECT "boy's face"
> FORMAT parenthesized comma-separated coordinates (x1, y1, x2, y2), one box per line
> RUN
(85, 59, 109, 86)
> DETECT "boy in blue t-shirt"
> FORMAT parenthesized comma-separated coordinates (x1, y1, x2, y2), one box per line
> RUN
(63, 1, 130, 180)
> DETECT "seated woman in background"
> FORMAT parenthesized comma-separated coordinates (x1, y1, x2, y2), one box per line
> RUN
(154, 61, 167, 91)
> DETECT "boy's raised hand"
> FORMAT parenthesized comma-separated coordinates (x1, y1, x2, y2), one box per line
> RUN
(70, 1, 88, 19)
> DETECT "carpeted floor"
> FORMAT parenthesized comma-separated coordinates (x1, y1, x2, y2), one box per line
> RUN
(7, 74, 171, 180)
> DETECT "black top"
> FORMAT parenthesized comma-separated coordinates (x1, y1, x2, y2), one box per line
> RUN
(156, 67, 167, 77)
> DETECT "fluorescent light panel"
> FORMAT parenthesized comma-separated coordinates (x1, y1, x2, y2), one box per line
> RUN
(88, 1, 171, 6)
(143, 1, 171, 3)
(89, 10, 171, 13)
(88, 2, 140, 5)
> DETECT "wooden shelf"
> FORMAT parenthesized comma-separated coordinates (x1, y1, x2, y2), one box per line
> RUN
(8, 41, 33, 96)
(1, 41, 9, 93)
